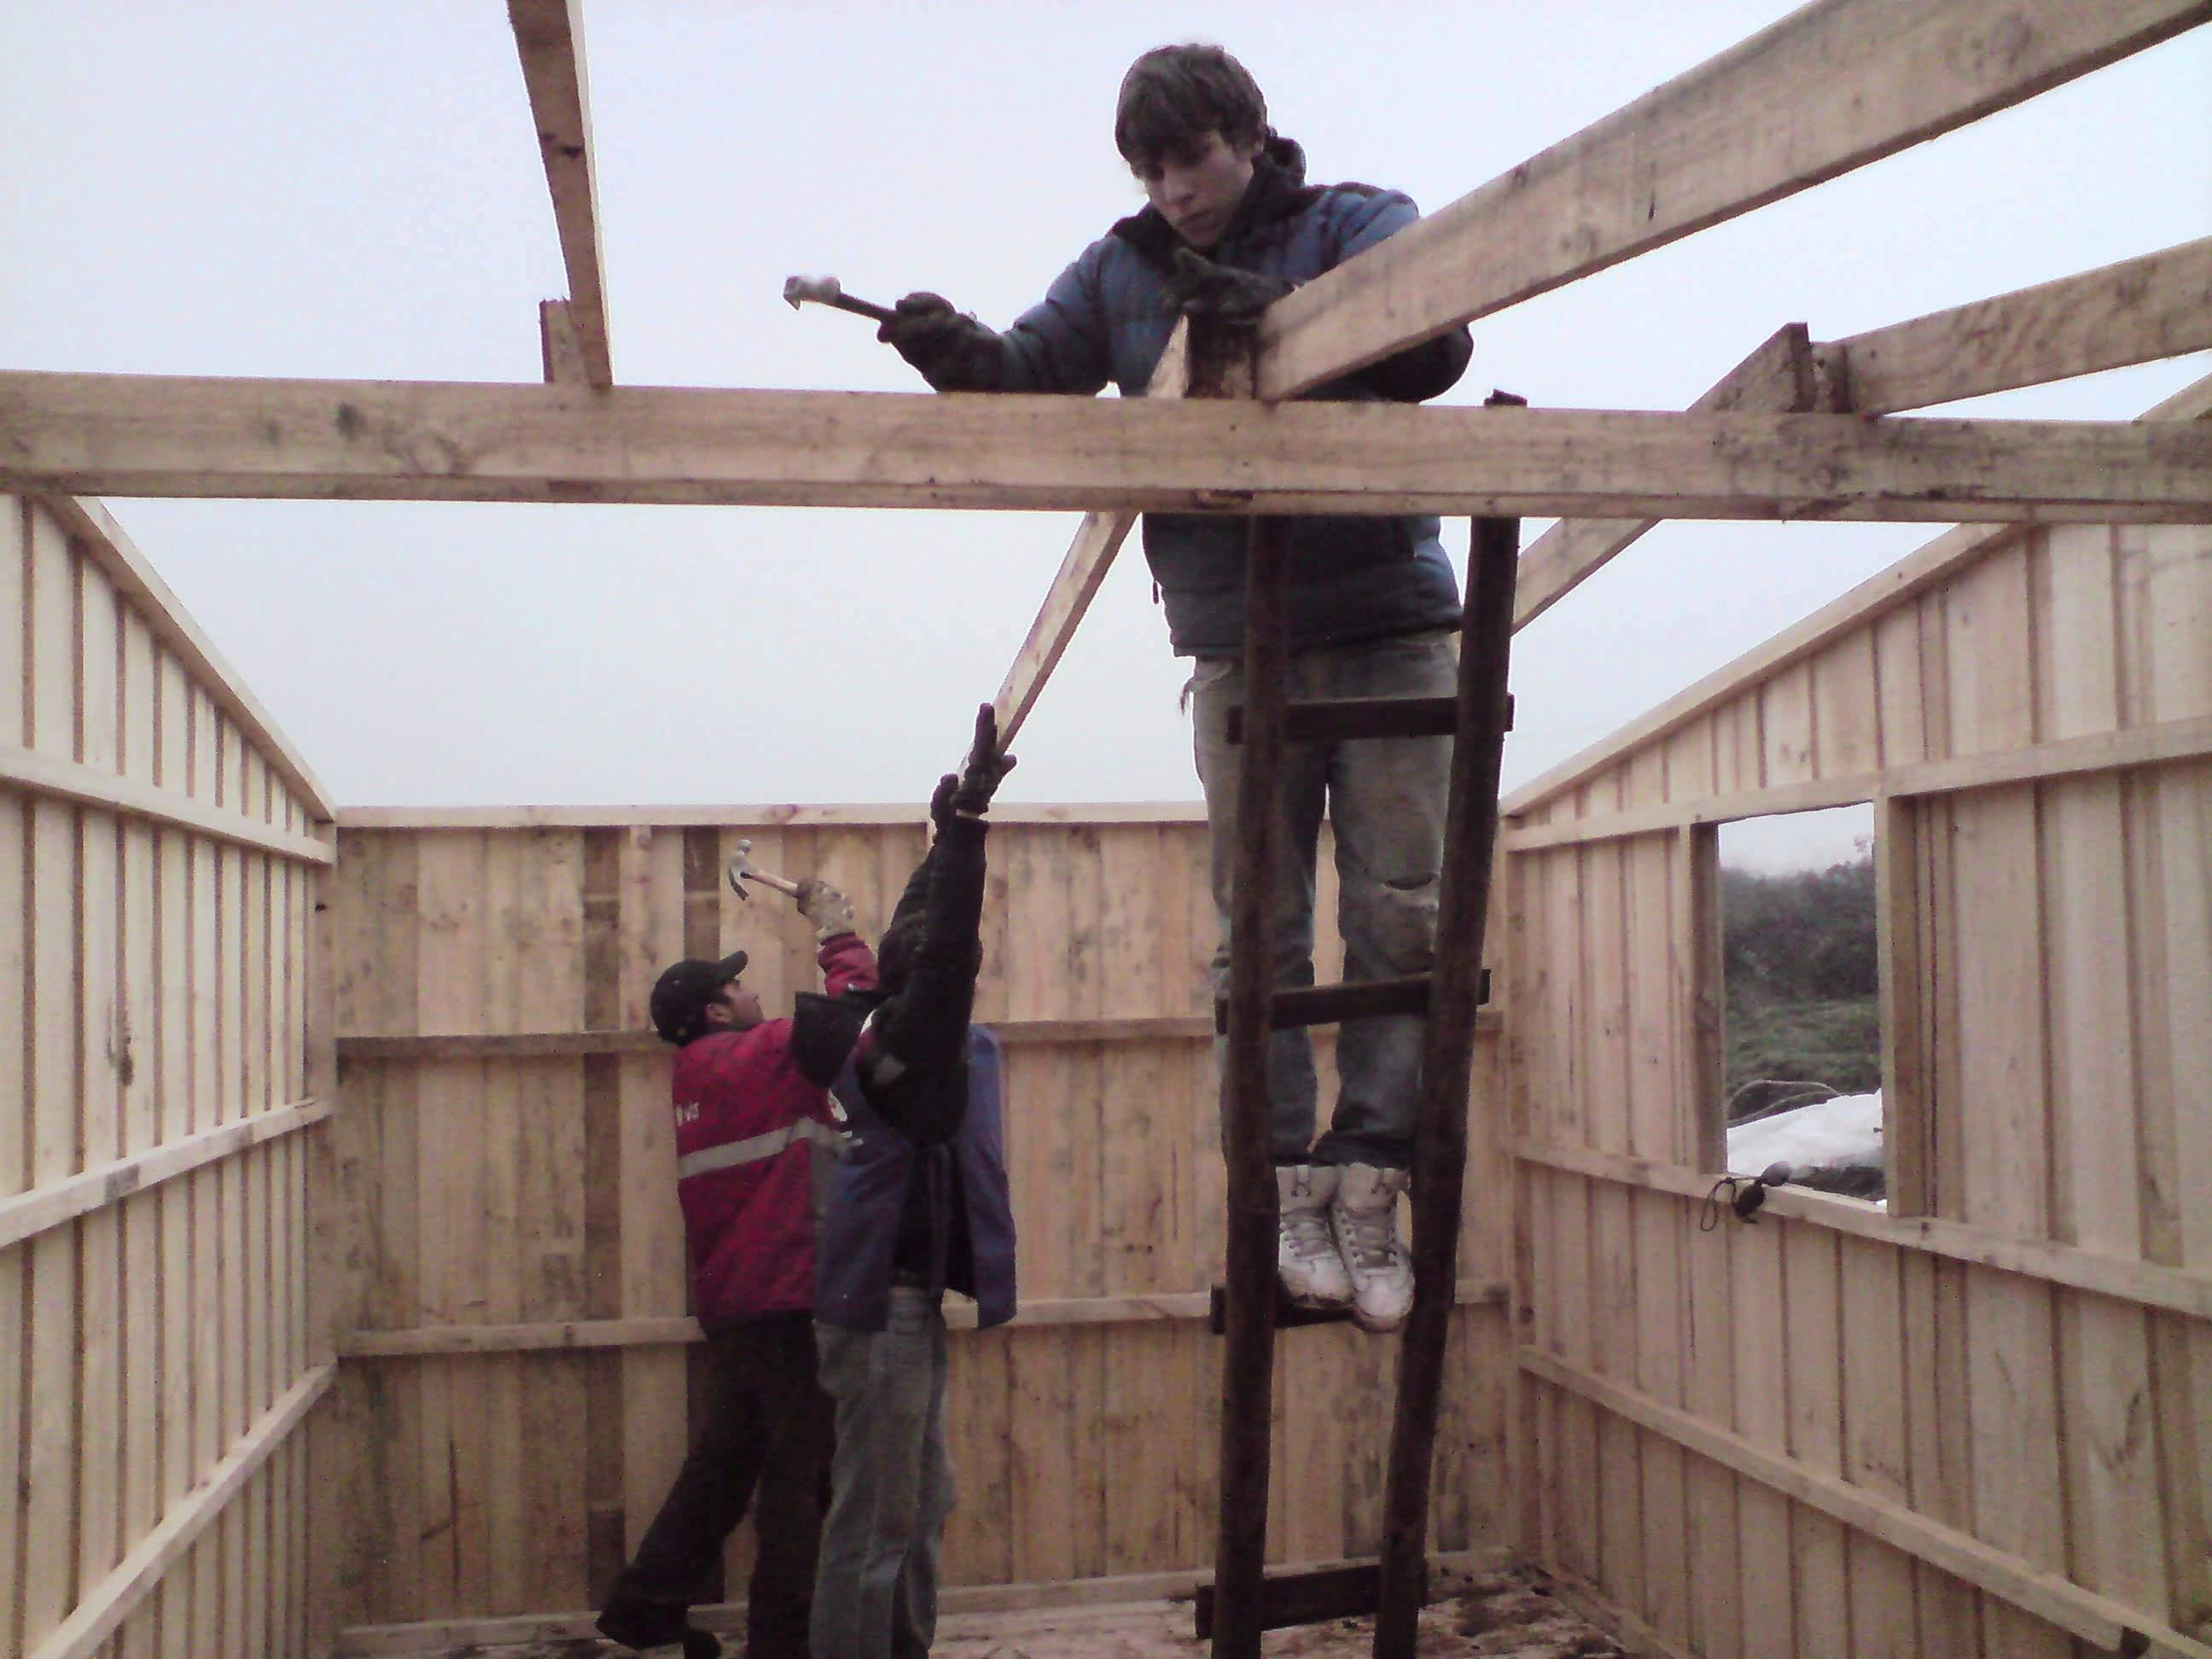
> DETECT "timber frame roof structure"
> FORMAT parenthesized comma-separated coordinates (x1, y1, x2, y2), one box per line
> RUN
(0, 0, 2207, 756)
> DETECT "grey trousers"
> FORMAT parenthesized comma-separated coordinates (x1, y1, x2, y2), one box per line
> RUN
(810, 1287, 953, 1659)
(1190, 629, 1458, 1170)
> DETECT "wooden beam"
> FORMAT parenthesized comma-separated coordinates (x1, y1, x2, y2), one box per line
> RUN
(332, 1013, 1250, 1062)
(1522, 1348, 2212, 1658)
(1514, 323, 1824, 629)
(508, 0, 612, 386)
(335, 801, 1210, 829)
(1502, 370, 2212, 818)
(6, 373, 2209, 523)
(335, 1282, 1516, 1354)
(1514, 242, 2212, 630)
(1251, 0, 2212, 399)
(1515, 1138, 2212, 1321)
(1833, 236, 2212, 416)
(0, 1097, 329, 1250)
(1499, 713, 2212, 851)
(2, 742, 336, 864)
(327, 1550, 1516, 1655)
(25, 1364, 335, 1659)
(992, 317, 1198, 744)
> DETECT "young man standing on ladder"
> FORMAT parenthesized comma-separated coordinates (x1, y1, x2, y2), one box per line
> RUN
(874, 44, 1473, 1333)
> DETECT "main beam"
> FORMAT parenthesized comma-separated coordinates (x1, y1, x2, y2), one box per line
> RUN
(1252, 0, 2212, 399)
(509, 0, 613, 387)
(5, 372, 2207, 522)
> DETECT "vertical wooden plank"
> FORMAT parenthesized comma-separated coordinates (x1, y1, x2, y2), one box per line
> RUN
(1810, 632, 1880, 779)
(1837, 1235, 1917, 1657)
(1588, 1182, 1643, 1615)
(1760, 660, 1815, 787)
(620, 827, 689, 1567)
(22, 799, 83, 1650)
(1682, 1216, 1743, 1659)
(0, 527, 24, 1659)
(1632, 1190, 1690, 1650)
(1779, 1224, 1848, 1659)
(26, 503, 78, 759)
(1872, 605, 1929, 769)
(1950, 788, 2048, 1235)
(1729, 1216, 1795, 1659)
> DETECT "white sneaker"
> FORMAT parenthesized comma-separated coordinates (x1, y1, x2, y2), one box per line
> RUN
(1332, 1164, 1414, 1333)
(1277, 1166, 1353, 1308)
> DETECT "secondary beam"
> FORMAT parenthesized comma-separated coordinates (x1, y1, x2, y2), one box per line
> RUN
(509, 0, 613, 387)
(1512, 238, 2212, 628)
(1831, 236, 2212, 416)
(5, 372, 2209, 522)
(1252, 0, 2212, 399)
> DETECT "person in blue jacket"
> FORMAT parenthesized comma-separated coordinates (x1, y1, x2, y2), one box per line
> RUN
(875, 44, 1474, 1335)
(802, 706, 1016, 1659)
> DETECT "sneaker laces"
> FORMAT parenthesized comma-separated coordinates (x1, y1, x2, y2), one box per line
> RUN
(1281, 1204, 1339, 1266)
(1338, 1203, 1406, 1273)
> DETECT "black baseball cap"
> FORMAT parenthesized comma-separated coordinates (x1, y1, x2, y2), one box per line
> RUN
(649, 951, 750, 1045)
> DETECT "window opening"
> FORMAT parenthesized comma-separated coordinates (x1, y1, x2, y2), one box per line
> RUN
(1717, 804, 1883, 1206)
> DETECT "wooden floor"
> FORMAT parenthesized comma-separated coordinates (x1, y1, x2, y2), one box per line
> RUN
(347, 1566, 1634, 1659)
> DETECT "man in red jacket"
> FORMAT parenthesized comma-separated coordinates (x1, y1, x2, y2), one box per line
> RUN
(596, 880, 877, 1659)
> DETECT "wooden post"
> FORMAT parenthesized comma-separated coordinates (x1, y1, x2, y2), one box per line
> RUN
(1213, 515, 1293, 1659)
(1373, 509, 1522, 1658)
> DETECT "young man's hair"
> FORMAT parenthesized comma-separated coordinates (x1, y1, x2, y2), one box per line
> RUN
(1114, 44, 1269, 170)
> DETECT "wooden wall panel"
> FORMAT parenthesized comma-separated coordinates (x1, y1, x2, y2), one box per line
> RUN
(1506, 511, 2212, 1656)
(3, 495, 327, 1659)
(320, 810, 1514, 1636)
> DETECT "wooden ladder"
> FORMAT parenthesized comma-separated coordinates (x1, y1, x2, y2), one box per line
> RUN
(1209, 410, 1522, 1659)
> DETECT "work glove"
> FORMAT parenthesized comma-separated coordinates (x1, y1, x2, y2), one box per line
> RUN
(949, 703, 1016, 818)
(877, 293, 1005, 392)
(1160, 247, 1295, 326)
(795, 878, 858, 943)
(929, 772, 959, 835)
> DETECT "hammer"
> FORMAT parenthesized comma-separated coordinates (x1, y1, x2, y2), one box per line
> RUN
(725, 838, 804, 901)
(783, 274, 897, 324)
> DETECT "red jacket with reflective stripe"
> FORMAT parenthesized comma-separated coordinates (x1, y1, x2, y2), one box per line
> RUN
(670, 934, 876, 1322)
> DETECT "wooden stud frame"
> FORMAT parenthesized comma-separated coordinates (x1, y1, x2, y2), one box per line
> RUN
(5, 0, 2210, 1650)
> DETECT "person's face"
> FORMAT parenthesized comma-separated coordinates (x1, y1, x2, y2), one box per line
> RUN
(704, 978, 764, 1032)
(1136, 130, 1260, 251)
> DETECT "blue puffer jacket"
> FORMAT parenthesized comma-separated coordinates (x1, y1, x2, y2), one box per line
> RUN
(987, 137, 1472, 656)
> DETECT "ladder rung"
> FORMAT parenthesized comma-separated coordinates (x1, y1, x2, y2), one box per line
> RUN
(1224, 696, 1452, 744)
(1192, 1559, 1425, 1640)
(1212, 969, 1489, 1034)
(1206, 1281, 1359, 1336)
(1223, 693, 1513, 743)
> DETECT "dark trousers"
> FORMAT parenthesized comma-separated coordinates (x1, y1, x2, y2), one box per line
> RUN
(607, 1312, 836, 1659)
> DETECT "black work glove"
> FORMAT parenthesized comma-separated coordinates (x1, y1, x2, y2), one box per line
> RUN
(949, 703, 1016, 818)
(929, 772, 958, 835)
(1160, 246, 1295, 326)
(877, 292, 1005, 391)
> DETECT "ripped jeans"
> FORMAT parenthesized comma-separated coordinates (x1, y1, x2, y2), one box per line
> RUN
(1190, 629, 1457, 1171)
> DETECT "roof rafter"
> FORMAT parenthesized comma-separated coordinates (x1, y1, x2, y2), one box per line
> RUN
(1251, 0, 2212, 399)
(509, 0, 613, 387)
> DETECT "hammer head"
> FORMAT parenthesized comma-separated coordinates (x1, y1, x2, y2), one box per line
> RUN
(783, 273, 844, 311)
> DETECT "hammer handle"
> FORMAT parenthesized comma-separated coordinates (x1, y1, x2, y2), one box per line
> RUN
(741, 870, 804, 898)
(827, 293, 898, 324)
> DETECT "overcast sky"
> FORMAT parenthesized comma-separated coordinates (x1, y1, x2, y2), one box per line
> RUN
(4, 3, 2206, 868)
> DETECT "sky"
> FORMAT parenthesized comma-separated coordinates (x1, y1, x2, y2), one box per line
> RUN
(3, 3, 2207, 869)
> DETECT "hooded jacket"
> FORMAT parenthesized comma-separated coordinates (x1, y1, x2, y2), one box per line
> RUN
(984, 137, 1473, 656)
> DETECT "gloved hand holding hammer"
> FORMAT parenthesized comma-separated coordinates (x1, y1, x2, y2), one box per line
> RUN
(876, 294, 1006, 393)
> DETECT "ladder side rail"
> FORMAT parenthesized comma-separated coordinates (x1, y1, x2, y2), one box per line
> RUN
(1372, 512, 1523, 1656)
